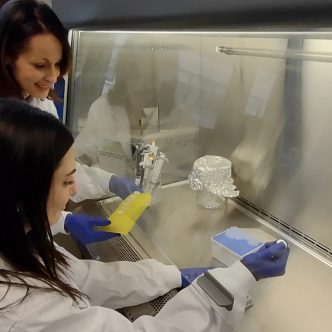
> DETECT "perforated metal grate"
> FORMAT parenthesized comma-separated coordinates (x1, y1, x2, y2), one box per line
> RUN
(149, 292, 175, 313)
(87, 233, 177, 320)
(105, 236, 142, 262)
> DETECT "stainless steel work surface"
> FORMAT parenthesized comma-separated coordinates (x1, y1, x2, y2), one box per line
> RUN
(77, 182, 332, 332)
(67, 30, 332, 251)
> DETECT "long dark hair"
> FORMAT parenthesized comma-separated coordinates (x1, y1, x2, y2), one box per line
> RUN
(0, 98, 86, 308)
(0, 0, 72, 99)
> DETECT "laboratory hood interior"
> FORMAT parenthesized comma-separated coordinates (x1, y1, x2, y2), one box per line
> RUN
(59, 30, 332, 332)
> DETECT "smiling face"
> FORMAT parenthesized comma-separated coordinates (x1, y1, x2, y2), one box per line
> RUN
(12, 33, 62, 99)
(47, 145, 77, 225)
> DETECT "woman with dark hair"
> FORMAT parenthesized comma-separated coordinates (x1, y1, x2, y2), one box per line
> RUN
(0, 0, 141, 244)
(0, 98, 289, 331)
(0, 0, 71, 101)
(0, 97, 181, 330)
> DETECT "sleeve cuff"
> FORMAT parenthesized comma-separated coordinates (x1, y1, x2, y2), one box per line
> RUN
(71, 162, 115, 202)
(166, 265, 183, 289)
(50, 211, 71, 235)
(147, 260, 182, 291)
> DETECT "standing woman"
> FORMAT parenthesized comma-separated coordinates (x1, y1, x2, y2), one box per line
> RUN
(0, 0, 140, 244)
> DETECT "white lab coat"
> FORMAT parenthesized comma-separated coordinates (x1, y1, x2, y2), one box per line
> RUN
(30, 98, 114, 234)
(75, 95, 133, 178)
(0, 245, 256, 332)
(30, 98, 114, 203)
(74, 94, 201, 183)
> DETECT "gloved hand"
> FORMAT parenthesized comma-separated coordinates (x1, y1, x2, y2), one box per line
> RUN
(109, 175, 142, 200)
(241, 241, 290, 280)
(180, 267, 213, 288)
(65, 214, 119, 245)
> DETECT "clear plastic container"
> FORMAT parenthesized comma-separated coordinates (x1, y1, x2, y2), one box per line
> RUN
(211, 227, 273, 266)
(102, 192, 152, 234)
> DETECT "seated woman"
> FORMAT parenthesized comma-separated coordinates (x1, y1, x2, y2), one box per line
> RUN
(0, 98, 289, 331)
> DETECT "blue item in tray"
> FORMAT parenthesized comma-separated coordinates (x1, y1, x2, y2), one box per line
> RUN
(212, 227, 263, 256)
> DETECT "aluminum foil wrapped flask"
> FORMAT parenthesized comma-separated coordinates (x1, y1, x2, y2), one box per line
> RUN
(188, 155, 239, 208)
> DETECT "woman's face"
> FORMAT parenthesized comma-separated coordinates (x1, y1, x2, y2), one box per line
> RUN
(47, 145, 77, 225)
(12, 33, 62, 99)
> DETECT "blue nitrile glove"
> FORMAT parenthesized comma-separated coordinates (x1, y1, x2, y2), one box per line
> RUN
(180, 267, 214, 288)
(109, 175, 142, 200)
(64, 214, 119, 245)
(241, 241, 290, 280)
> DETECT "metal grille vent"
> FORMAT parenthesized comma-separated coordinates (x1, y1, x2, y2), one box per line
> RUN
(87, 232, 178, 320)
(149, 292, 175, 313)
(105, 236, 142, 262)
(121, 290, 178, 322)
(85, 244, 99, 260)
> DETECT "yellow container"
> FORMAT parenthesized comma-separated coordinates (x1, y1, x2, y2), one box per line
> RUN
(102, 192, 152, 234)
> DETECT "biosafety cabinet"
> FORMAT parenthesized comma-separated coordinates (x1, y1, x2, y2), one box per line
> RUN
(62, 30, 332, 331)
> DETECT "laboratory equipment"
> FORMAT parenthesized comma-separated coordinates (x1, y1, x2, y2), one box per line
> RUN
(211, 227, 266, 266)
(276, 239, 288, 249)
(65, 29, 332, 331)
(195, 239, 289, 325)
(101, 192, 152, 234)
(188, 155, 239, 209)
(134, 142, 168, 195)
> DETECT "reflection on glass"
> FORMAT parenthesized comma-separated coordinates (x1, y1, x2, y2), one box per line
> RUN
(68, 31, 332, 253)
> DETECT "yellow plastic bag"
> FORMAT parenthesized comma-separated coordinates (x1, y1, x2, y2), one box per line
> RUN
(102, 192, 152, 234)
